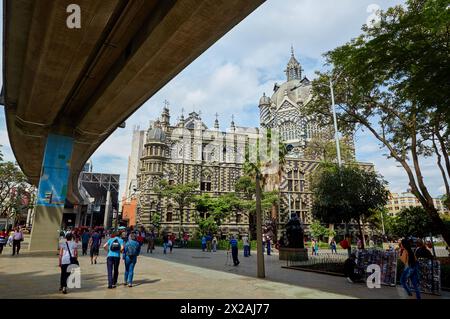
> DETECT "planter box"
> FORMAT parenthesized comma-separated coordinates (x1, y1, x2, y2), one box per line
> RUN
(279, 247, 308, 262)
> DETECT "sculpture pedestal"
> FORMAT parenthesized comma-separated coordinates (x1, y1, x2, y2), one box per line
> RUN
(279, 247, 308, 262)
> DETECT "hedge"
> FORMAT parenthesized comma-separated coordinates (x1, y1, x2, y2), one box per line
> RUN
(153, 238, 258, 250)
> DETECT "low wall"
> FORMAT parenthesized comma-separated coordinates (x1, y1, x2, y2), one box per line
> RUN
(279, 247, 308, 261)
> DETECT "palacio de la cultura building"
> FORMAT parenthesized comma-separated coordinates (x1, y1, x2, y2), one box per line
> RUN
(132, 49, 374, 239)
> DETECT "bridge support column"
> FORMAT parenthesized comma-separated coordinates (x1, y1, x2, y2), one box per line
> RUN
(29, 134, 74, 251)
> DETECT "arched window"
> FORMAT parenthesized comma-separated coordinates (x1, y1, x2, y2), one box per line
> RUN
(201, 175, 212, 191)
(166, 205, 173, 222)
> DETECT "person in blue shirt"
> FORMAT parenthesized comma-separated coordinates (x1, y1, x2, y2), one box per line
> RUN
(123, 233, 140, 287)
(103, 232, 124, 289)
(228, 235, 240, 266)
(81, 230, 91, 256)
(201, 236, 207, 252)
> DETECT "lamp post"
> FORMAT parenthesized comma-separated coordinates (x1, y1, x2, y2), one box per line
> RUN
(329, 78, 342, 168)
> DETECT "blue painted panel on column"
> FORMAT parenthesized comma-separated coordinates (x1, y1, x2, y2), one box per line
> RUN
(36, 134, 74, 207)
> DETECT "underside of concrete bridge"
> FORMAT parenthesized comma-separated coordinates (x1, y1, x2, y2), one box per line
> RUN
(2, 0, 265, 250)
(3, 0, 265, 204)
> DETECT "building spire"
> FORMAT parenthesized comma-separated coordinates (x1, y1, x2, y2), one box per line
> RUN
(179, 107, 185, 127)
(214, 112, 219, 130)
(285, 45, 301, 81)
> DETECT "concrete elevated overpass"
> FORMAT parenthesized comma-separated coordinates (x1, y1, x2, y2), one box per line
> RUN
(2, 0, 264, 250)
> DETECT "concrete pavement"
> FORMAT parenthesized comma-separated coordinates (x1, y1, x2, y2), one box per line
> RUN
(0, 244, 448, 299)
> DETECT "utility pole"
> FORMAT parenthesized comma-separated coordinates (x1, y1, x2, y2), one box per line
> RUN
(329, 78, 342, 168)
(255, 172, 265, 278)
(329, 78, 342, 239)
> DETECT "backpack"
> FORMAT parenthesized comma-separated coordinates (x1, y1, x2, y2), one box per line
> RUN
(110, 238, 121, 252)
(126, 241, 138, 257)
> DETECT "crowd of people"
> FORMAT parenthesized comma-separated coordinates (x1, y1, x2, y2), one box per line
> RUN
(0, 226, 24, 255)
(58, 225, 151, 294)
(5, 223, 441, 299)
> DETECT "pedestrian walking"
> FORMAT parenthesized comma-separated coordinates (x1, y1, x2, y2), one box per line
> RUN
(183, 232, 189, 248)
(89, 229, 102, 265)
(12, 227, 24, 256)
(58, 233, 78, 294)
(81, 230, 90, 256)
(330, 239, 337, 254)
(147, 230, 155, 253)
(162, 233, 169, 254)
(399, 238, 421, 299)
(201, 235, 207, 252)
(0, 229, 7, 254)
(206, 233, 212, 252)
(242, 234, 250, 257)
(228, 235, 240, 266)
(212, 236, 218, 252)
(310, 240, 316, 256)
(103, 232, 124, 289)
(314, 239, 319, 256)
(123, 233, 140, 287)
(169, 233, 175, 253)
(266, 236, 271, 256)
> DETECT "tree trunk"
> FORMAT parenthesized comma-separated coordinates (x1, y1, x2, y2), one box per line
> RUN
(255, 173, 265, 278)
(357, 218, 365, 249)
(179, 207, 183, 240)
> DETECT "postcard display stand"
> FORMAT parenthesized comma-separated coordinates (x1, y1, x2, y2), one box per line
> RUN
(416, 258, 441, 295)
(354, 249, 441, 295)
(355, 249, 398, 286)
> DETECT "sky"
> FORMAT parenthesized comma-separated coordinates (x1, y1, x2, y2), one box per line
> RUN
(0, 0, 446, 199)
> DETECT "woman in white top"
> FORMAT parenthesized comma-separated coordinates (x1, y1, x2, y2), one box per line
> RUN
(59, 233, 78, 294)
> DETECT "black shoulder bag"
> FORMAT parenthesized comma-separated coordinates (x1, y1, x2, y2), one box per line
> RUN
(66, 242, 79, 265)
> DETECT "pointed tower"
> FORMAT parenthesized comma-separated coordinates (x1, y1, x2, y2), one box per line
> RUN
(214, 112, 219, 130)
(259, 92, 271, 127)
(161, 100, 170, 132)
(285, 46, 302, 81)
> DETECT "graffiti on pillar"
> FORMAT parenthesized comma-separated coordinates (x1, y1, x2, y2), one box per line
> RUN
(36, 134, 74, 207)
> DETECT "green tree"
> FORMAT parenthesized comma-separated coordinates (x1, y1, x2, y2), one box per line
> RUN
(0, 157, 30, 226)
(365, 208, 396, 238)
(194, 193, 237, 236)
(311, 163, 389, 248)
(306, 0, 450, 246)
(309, 221, 328, 242)
(158, 180, 198, 238)
(391, 206, 439, 238)
(303, 136, 355, 163)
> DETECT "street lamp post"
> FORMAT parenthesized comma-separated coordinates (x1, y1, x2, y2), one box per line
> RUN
(329, 78, 342, 167)
(324, 77, 344, 240)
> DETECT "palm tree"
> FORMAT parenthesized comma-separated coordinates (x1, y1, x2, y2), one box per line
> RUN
(242, 128, 287, 279)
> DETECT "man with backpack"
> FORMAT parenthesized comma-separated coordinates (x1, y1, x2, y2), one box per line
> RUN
(123, 233, 140, 287)
(103, 232, 124, 289)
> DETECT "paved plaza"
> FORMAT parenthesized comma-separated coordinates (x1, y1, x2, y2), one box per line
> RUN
(0, 241, 448, 299)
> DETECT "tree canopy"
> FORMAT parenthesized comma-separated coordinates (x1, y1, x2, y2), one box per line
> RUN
(391, 206, 440, 238)
(305, 0, 450, 245)
(311, 163, 389, 248)
(0, 145, 33, 225)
